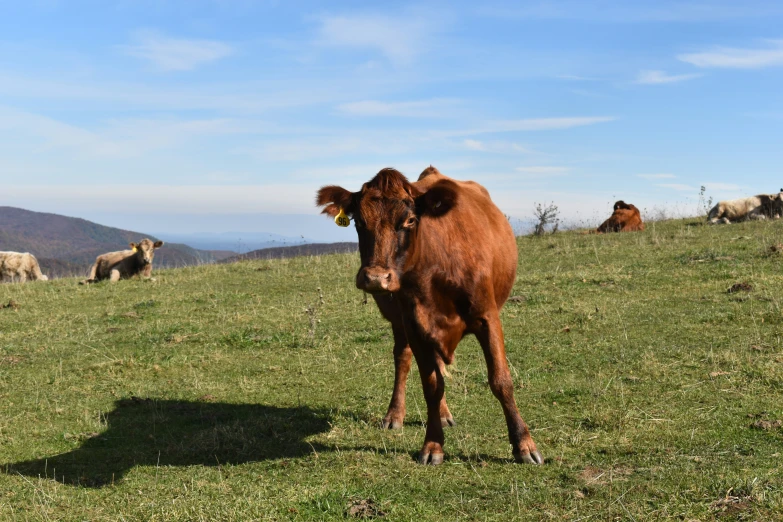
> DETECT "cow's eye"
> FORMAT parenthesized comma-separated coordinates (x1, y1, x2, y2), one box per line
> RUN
(402, 216, 417, 228)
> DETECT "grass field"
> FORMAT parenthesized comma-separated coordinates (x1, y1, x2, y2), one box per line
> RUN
(1, 217, 783, 521)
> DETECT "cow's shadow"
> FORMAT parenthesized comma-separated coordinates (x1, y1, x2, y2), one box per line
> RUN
(4, 397, 331, 487)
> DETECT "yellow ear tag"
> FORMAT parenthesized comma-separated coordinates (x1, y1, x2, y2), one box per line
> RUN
(131, 246, 138, 252)
(334, 207, 350, 227)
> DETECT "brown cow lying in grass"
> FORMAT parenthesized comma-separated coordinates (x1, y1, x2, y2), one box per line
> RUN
(597, 200, 645, 233)
(317, 166, 542, 466)
(80, 239, 164, 284)
(0, 252, 48, 282)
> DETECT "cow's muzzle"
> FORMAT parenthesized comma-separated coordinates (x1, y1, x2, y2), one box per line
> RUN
(356, 267, 399, 294)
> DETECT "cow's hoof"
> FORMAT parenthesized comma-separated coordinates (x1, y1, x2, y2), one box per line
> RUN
(381, 417, 403, 430)
(417, 443, 444, 465)
(514, 446, 543, 465)
(441, 415, 456, 428)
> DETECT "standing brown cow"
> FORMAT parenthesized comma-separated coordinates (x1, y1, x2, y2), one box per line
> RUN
(317, 167, 542, 465)
(596, 200, 645, 233)
(80, 239, 164, 284)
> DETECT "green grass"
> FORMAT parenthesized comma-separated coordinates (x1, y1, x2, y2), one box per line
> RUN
(1, 217, 783, 520)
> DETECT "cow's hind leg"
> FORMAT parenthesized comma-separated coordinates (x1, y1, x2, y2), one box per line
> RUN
(109, 269, 121, 282)
(436, 354, 455, 427)
(476, 311, 542, 465)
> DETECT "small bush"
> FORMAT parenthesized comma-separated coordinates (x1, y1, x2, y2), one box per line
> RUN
(532, 202, 560, 236)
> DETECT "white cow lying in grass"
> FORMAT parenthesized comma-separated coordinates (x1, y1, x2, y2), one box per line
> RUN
(708, 191, 783, 224)
(0, 252, 48, 283)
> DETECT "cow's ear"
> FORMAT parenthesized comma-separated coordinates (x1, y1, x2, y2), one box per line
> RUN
(153, 240, 164, 248)
(129, 242, 137, 250)
(316, 185, 354, 217)
(416, 180, 458, 218)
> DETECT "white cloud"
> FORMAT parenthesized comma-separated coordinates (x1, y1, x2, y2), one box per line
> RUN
(479, 2, 783, 23)
(556, 74, 599, 81)
(657, 183, 697, 192)
(121, 30, 233, 71)
(336, 98, 459, 117)
(443, 116, 615, 137)
(459, 139, 533, 154)
(637, 173, 676, 179)
(516, 166, 570, 175)
(238, 131, 424, 162)
(703, 182, 743, 191)
(242, 137, 366, 162)
(635, 70, 702, 84)
(678, 39, 783, 69)
(463, 139, 485, 151)
(0, 71, 353, 112)
(2, 184, 315, 214)
(0, 106, 273, 159)
(318, 14, 436, 65)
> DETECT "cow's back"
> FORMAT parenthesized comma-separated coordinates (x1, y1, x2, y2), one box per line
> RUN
(0, 252, 23, 272)
(413, 171, 517, 309)
(94, 250, 133, 279)
(719, 197, 761, 221)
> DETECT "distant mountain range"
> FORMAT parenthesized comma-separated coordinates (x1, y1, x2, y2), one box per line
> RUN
(159, 231, 313, 254)
(0, 207, 232, 278)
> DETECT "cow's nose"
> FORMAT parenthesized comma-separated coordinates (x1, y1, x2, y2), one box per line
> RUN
(357, 268, 395, 293)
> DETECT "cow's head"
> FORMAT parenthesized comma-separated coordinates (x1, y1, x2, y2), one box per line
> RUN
(316, 168, 456, 294)
(130, 238, 164, 266)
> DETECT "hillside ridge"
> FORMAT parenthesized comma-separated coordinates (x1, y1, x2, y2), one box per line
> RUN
(0, 206, 220, 277)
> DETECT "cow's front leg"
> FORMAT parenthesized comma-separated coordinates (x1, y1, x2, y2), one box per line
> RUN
(109, 269, 121, 282)
(409, 342, 446, 465)
(382, 325, 455, 430)
(476, 311, 543, 465)
(382, 324, 411, 430)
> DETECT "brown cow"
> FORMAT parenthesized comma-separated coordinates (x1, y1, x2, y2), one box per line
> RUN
(317, 167, 542, 465)
(80, 239, 164, 284)
(596, 200, 645, 233)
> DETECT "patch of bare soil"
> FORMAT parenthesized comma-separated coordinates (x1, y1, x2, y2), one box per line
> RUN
(346, 499, 386, 519)
(710, 493, 754, 517)
(751, 419, 783, 431)
(727, 282, 753, 293)
(578, 466, 633, 486)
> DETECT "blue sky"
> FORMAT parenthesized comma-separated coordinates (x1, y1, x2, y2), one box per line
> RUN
(1, 0, 782, 240)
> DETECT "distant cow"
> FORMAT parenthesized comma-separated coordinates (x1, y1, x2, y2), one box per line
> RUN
(597, 201, 645, 233)
(708, 191, 783, 224)
(317, 167, 542, 465)
(0, 252, 48, 283)
(81, 239, 164, 284)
